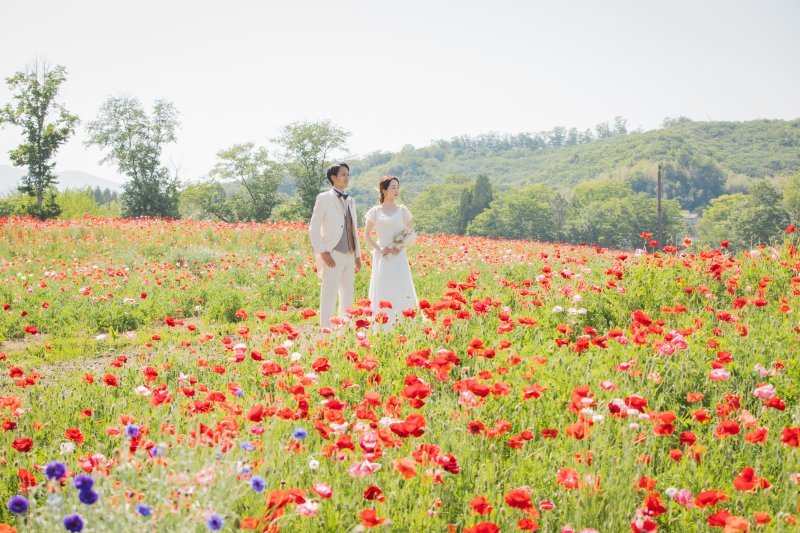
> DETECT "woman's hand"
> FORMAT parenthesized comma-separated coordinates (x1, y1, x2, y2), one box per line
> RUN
(379, 246, 392, 256)
(390, 246, 402, 255)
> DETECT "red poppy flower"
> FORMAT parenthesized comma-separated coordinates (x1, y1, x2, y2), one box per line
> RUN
(470, 495, 494, 515)
(358, 509, 386, 528)
(694, 489, 729, 508)
(556, 468, 581, 489)
(464, 523, 500, 533)
(11, 438, 33, 452)
(780, 427, 800, 447)
(732, 467, 770, 491)
(363, 486, 385, 502)
(102, 373, 119, 387)
(504, 489, 534, 513)
(540, 429, 558, 439)
(715, 420, 740, 439)
(517, 518, 539, 530)
(64, 428, 85, 445)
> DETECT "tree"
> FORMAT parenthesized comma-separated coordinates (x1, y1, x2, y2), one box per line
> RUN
(614, 116, 628, 135)
(550, 192, 569, 242)
(549, 126, 567, 147)
(696, 194, 746, 248)
(661, 116, 693, 128)
(783, 174, 800, 223)
(471, 174, 493, 217)
(0, 59, 78, 219)
(595, 122, 612, 139)
(468, 184, 555, 241)
(273, 120, 350, 220)
(730, 181, 791, 248)
(565, 128, 579, 146)
(457, 188, 472, 235)
(85, 96, 181, 218)
(183, 143, 283, 222)
(406, 174, 472, 235)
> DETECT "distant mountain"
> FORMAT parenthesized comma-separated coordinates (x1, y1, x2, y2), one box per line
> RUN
(0, 165, 124, 194)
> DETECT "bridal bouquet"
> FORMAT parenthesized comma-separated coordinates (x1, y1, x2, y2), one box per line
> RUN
(383, 228, 415, 258)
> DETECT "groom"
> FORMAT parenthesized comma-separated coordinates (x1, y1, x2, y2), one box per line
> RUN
(308, 162, 362, 329)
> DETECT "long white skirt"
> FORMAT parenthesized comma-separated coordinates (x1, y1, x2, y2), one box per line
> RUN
(368, 244, 418, 331)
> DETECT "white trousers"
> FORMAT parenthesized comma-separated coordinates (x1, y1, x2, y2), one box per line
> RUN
(319, 250, 356, 328)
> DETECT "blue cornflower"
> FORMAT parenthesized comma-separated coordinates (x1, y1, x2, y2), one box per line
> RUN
(149, 444, 166, 458)
(234, 389, 244, 397)
(240, 442, 255, 451)
(135, 503, 151, 516)
(62, 514, 85, 532)
(78, 489, 99, 505)
(45, 460, 67, 480)
(292, 427, 308, 440)
(7, 495, 29, 514)
(125, 424, 140, 438)
(249, 475, 266, 492)
(206, 513, 224, 530)
(73, 474, 94, 491)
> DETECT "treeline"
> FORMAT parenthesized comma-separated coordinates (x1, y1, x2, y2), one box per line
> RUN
(0, 187, 121, 219)
(409, 176, 682, 250)
(432, 115, 633, 153)
(408, 174, 797, 251)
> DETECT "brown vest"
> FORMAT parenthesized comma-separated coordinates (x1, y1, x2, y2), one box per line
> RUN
(333, 199, 356, 254)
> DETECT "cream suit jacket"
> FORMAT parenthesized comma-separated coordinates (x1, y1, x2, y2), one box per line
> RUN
(308, 189, 361, 278)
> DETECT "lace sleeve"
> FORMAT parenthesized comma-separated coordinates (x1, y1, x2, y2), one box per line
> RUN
(402, 205, 413, 228)
(365, 206, 377, 225)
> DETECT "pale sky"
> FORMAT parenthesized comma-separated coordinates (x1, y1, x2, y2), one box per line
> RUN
(1, 0, 798, 184)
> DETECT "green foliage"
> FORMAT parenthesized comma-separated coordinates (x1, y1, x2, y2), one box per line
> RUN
(696, 194, 746, 248)
(92, 186, 119, 205)
(0, 60, 79, 218)
(58, 187, 100, 219)
(346, 118, 800, 216)
(465, 180, 683, 249)
(84, 96, 181, 219)
(0, 189, 27, 218)
(183, 143, 284, 222)
(469, 184, 555, 241)
(730, 180, 791, 248)
(783, 173, 800, 223)
(272, 120, 350, 220)
(405, 175, 473, 235)
(14, 185, 61, 219)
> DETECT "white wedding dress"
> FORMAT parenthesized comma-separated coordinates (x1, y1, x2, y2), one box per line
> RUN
(365, 205, 418, 330)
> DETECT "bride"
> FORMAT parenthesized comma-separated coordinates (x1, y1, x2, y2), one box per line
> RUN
(363, 176, 418, 330)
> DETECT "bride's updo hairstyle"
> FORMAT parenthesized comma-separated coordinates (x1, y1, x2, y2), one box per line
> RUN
(377, 175, 399, 204)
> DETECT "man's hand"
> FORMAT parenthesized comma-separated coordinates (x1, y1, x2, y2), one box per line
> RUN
(355, 257, 362, 273)
(320, 252, 336, 268)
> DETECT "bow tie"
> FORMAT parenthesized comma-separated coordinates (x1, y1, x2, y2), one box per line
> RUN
(334, 190, 349, 200)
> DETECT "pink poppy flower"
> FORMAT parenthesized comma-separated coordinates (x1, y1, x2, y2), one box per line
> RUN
(708, 368, 730, 381)
(674, 489, 694, 509)
(600, 380, 616, 391)
(347, 460, 382, 478)
(753, 384, 775, 400)
(296, 501, 320, 516)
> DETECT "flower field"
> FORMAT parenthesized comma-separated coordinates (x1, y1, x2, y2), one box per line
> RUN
(0, 216, 799, 533)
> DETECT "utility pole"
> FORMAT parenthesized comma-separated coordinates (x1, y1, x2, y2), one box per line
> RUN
(657, 164, 663, 247)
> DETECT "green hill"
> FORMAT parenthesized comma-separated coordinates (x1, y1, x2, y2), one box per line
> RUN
(346, 118, 800, 212)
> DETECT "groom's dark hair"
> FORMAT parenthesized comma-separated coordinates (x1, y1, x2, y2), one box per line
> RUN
(326, 163, 349, 185)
